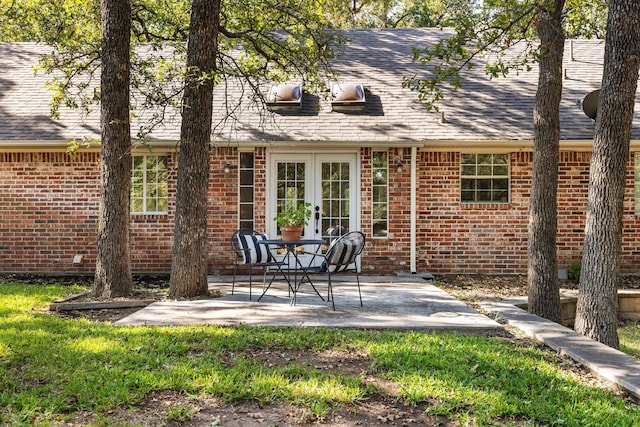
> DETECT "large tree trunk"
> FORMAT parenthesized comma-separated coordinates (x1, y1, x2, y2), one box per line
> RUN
(169, 0, 220, 298)
(526, 0, 564, 323)
(575, 0, 640, 349)
(94, 0, 132, 298)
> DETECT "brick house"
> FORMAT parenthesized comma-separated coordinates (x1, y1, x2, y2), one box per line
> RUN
(2, 28, 640, 276)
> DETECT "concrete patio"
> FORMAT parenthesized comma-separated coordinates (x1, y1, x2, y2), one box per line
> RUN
(115, 275, 504, 333)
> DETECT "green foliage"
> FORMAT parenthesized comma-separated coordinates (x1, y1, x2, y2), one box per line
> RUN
(402, 1, 540, 111)
(1, 0, 343, 138)
(619, 321, 640, 360)
(400, 1, 609, 111)
(319, 0, 474, 29)
(65, 138, 96, 160)
(564, 0, 608, 38)
(0, 0, 100, 43)
(274, 202, 312, 227)
(569, 260, 582, 282)
(1, 283, 639, 425)
(165, 403, 197, 422)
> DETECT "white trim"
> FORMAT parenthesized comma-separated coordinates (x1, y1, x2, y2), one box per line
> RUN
(410, 146, 417, 274)
(9, 139, 640, 152)
(266, 146, 362, 153)
(421, 139, 640, 152)
(0, 140, 178, 152)
(131, 154, 169, 215)
(228, 141, 425, 149)
(267, 152, 360, 267)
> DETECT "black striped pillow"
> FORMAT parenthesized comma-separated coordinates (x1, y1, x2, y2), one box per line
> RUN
(236, 234, 270, 264)
(325, 239, 358, 273)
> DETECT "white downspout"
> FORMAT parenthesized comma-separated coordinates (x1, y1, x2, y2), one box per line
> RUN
(410, 146, 417, 273)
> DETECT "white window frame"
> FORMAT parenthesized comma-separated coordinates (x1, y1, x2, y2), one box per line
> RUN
(372, 151, 389, 238)
(131, 154, 168, 214)
(460, 153, 510, 203)
(634, 155, 640, 215)
(238, 151, 256, 230)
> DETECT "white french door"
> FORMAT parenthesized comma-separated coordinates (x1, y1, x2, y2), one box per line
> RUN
(268, 152, 359, 266)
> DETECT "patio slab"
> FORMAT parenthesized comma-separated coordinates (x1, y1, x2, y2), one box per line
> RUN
(115, 275, 503, 333)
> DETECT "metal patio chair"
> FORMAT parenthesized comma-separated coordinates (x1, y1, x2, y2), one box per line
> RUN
(298, 231, 365, 310)
(230, 229, 288, 300)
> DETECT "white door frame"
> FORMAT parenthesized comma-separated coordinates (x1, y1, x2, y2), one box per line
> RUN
(266, 151, 360, 265)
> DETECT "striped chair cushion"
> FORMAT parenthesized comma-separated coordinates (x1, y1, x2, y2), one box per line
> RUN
(236, 233, 270, 264)
(325, 238, 359, 273)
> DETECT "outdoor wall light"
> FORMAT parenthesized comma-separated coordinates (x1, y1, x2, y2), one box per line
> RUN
(395, 160, 403, 174)
(224, 163, 237, 175)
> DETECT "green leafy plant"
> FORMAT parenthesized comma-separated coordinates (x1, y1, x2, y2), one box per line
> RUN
(569, 260, 582, 283)
(165, 403, 197, 422)
(274, 202, 312, 227)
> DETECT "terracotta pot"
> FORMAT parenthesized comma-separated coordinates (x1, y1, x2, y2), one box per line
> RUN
(280, 225, 303, 242)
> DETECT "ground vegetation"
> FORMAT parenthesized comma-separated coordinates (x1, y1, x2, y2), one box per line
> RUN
(3, 276, 639, 426)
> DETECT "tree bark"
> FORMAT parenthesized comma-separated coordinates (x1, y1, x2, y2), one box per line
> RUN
(169, 0, 220, 298)
(575, 0, 640, 349)
(94, 0, 132, 298)
(526, 0, 564, 323)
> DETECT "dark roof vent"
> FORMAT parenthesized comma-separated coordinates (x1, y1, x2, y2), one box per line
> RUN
(266, 83, 302, 111)
(331, 83, 365, 112)
(582, 89, 600, 120)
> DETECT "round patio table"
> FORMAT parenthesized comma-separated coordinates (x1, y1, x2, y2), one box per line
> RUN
(256, 239, 325, 304)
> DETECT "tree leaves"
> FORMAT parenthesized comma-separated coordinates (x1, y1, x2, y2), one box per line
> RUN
(2, 0, 345, 138)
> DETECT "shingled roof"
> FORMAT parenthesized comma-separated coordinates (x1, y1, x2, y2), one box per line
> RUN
(0, 28, 635, 146)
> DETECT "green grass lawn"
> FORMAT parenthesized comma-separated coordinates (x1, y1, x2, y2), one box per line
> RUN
(1, 282, 639, 426)
(620, 321, 640, 360)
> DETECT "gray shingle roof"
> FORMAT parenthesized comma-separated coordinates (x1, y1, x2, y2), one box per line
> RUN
(0, 29, 630, 145)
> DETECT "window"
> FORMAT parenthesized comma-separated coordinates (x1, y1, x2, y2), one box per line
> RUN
(460, 153, 509, 203)
(635, 155, 640, 215)
(131, 155, 168, 213)
(372, 151, 388, 237)
(239, 152, 255, 229)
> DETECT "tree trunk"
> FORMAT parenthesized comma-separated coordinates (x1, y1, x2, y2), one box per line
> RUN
(94, 0, 132, 298)
(169, 0, 220, 298)
(527, 0, 564, 323)
(575, 0, 640, 349)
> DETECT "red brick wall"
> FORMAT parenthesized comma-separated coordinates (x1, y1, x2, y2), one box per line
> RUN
(2, 147, 640, 276)
(0, 150, 179, 274)
(206, 147, 268, 274)
(208, 147, 241, 273)
(130, 150, 177, 273)
(621, 152, 640, 272)
(556, 152, 590, 271)
(360, 147, 414, 273)
(0, 152, 101, 273)
(419, 151, 530, 274)
(416, 150, 640, 275)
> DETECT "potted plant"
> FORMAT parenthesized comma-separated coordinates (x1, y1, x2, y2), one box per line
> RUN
(274, 202, 312, 242)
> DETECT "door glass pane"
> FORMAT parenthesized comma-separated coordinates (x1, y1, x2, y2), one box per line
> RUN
(276, 161, 306, 235)
(321, 162, 350, 244)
